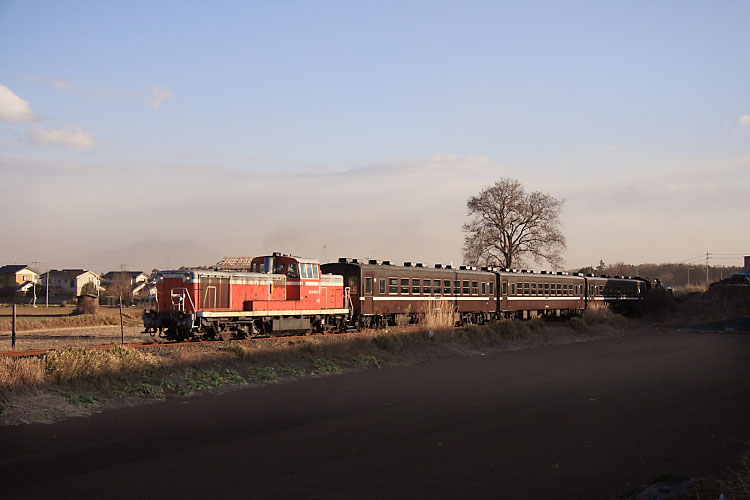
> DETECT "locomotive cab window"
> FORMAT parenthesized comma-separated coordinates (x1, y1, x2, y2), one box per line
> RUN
(287, 263, 299, 279)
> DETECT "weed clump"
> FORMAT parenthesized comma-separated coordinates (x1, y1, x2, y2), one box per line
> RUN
(43, 346, 158, 382)
(0, 356, 45, 388)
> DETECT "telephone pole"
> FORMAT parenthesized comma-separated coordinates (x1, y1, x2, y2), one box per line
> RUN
(705, 251, 709, 286)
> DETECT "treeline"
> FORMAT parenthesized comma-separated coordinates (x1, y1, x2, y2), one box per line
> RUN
(576, 261, 744, 289)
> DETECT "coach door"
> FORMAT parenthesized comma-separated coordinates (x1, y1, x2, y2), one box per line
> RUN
(362, 273, 373, 315)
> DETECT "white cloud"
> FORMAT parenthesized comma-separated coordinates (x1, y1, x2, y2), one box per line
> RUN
(739, 115, 750, 128)
(0, 84, 38, 123)
(150, 86, 173, 110)
(29, 124, 95, 151)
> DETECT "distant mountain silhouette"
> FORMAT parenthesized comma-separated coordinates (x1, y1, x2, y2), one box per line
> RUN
(75, 238, 221, 273)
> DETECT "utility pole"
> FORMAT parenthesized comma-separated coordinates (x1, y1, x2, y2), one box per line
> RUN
(31, 260, 41, 307)
(706, 251, 710, 287)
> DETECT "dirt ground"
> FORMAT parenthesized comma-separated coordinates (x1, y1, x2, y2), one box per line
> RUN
(2, 330, 749, 500)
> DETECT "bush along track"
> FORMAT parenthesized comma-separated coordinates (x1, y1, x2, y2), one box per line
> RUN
(0, 312, 629, 425)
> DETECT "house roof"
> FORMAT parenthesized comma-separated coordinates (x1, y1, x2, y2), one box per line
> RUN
(0, 264, 39, 275)
(48, 269, 97, 279)
(102, 271, 147, 279)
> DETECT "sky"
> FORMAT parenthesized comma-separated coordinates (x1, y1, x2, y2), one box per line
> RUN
(1, 0, 749, 272)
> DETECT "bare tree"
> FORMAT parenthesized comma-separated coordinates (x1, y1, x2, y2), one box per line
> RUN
(462, 178, 566, 269)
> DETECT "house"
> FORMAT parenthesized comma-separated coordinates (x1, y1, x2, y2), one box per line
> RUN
(0, 265, 39, 288)
(102, 271, 149, 297)
(43, 269, 101, 297)
(0, 280, 37, 303)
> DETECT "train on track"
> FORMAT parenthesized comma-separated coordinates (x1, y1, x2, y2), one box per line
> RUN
(143, 252, 652, 341)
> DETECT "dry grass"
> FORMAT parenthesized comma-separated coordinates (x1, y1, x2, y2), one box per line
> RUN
(43, 346, 159, 383)
(0, 346, 158, 392)
(718, 453, 750, 500)
(583, 301, 613, 324)
(0, 356, 44, 388)
(419, 300, 456, 330)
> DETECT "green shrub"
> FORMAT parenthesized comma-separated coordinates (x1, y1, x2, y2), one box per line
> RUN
(373, 333, 403, 352)
(312, 357, 341, 374)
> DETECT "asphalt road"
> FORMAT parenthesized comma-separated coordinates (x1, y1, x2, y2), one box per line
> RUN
(2, 331, 749, 500)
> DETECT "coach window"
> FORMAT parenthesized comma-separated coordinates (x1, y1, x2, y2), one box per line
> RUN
(433, 279, 441, 294)
(365, 277, 372, 294)
(462, 280, 470, 295)
(511, 282, 516, 295)
(389, 278, 398, 294)
(401, 278, 410, 294)
(523, 282, 530, 295)
(491, 282, 496, 295)
(453, 280, 459, 294)
(531, 283, 537, 295)
(423, 279, 431, 294)
(412, 279, 421, 294)
(444, 280, 452, 294)
(471, 281, 479, 295)
(557, 283, 562, 294)
(379, 279, 386, 294)
(481, 282, 487, 295)
(562, 284, 567, 296)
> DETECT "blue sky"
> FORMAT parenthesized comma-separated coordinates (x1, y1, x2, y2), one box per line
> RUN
(1, 1, 749, 271)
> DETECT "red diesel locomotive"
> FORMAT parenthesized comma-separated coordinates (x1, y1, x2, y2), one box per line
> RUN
(144, 253, 349, 341)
